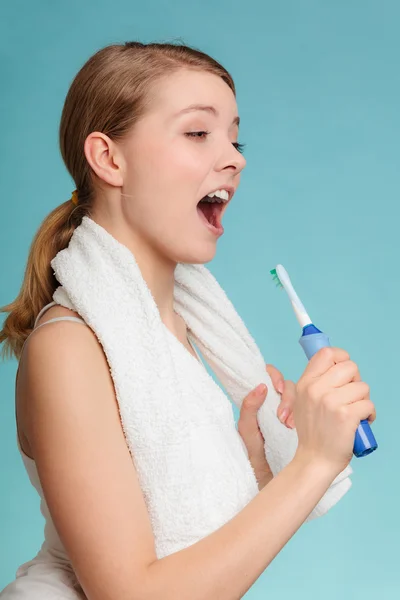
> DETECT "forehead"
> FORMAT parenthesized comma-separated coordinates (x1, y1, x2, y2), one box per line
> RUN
(148, 69, 238, 120)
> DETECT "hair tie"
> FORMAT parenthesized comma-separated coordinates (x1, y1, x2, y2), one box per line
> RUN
(71, 190, 78, 205)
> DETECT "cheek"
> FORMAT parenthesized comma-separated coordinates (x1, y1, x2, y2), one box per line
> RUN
(150, 138, 212, 187)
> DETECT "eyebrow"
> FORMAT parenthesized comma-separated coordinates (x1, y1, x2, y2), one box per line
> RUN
(175, 104, 240, 127)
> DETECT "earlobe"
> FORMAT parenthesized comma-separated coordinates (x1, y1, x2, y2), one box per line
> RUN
(83, 132, 124, 188)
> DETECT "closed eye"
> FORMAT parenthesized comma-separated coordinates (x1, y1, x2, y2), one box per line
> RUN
(185, 132, 246, 154)
(185, 131, 210, 139)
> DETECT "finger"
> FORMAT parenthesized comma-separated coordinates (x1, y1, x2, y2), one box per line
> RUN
(349, 398, 376, 425)
(323, 380, 376, 426)
(277, 380, 296, 423)
(350, 372, 374, 419)
(240, 384, 267, 420)
(266, 364, 284, 394)
(368, 409, 376, 424)
(238, 385, 267, 446)
(325, 381, 371, 408)
(319, 359, 361, 389)
(286, 413, 296, 429)
(304, 347, 350, 379)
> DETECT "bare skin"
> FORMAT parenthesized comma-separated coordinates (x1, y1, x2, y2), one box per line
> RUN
(15, 68, 376, 600)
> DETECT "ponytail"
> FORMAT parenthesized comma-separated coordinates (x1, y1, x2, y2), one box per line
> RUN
(0, 198, 87, 361)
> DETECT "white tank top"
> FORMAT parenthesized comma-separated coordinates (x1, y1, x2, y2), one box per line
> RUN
(1, 302, 208, 598)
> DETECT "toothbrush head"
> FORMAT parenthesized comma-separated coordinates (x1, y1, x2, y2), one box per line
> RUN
(270, 268, 284, 290)
(269, 264, 313, 328)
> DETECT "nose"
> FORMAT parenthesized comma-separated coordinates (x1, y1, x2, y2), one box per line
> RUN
(216, 140, 247, 174)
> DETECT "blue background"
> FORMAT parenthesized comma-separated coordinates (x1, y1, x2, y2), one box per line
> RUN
(1, 0, 399, 597)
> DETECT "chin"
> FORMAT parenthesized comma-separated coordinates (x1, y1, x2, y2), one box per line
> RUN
(173, 241, 218, 266)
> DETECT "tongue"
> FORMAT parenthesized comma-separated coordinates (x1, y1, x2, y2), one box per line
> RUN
(198, 200, 221, 228)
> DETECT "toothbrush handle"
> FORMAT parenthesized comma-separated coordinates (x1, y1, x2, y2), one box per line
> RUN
(299, 331, 378, 458)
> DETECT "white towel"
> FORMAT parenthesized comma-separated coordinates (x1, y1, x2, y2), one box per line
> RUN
(51, 216, 352, 557)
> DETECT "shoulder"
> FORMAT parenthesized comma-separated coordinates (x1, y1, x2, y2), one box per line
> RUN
(19, 301, 109, 408)
(21, 303, 99, 379)
(17, 302, 112, 460)
(23, 305, 106, 383)
(18, 302, 115, 456)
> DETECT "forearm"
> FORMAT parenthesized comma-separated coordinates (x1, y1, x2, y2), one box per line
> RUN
(141, 455, 336, 600)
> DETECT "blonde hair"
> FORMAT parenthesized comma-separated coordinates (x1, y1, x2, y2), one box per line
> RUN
(0, 41, 235, 361)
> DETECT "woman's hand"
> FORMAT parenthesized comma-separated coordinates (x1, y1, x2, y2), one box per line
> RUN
(294, 347, 376, 476)
(237, 364, 297, 490)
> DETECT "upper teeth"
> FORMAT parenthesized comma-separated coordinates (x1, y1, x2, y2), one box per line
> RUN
(204, 189, 229, 203)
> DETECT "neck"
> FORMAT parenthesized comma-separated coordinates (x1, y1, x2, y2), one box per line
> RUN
(90, 213, 179, 329)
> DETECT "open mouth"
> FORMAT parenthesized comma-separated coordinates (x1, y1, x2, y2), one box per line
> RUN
(197, 196, 225, 229)
(196, 189, 232, 233)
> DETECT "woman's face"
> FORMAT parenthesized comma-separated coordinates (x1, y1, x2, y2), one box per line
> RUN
(119, 68, 246, 264)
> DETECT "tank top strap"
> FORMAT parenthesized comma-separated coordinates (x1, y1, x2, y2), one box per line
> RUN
(33, 301, 59, 328)
(34, 301, 86, 329)
(33, 316, 86, 332)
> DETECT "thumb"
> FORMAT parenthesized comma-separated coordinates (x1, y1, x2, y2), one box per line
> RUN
(242, 383, 268, 413)
(238, 383, 268, 437)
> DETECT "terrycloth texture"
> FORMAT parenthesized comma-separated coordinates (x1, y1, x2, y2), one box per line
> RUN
(51, 216, 352, 558)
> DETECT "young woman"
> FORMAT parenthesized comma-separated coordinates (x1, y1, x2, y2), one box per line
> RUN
(0, 41, 375, 599)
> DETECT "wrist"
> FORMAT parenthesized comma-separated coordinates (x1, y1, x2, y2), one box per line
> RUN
(291, 448, 339, 486)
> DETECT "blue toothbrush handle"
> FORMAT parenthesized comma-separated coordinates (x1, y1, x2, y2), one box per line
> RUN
(298, 325, 378, 458)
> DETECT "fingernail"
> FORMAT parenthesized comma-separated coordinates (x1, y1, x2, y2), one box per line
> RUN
(279, 408, 289, 423)
(286, 415, 295, 429)
(277, 380, 284, 394)
(256, 384, 267, 396)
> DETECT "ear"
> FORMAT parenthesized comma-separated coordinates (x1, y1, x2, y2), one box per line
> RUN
(83, 132, 124, 188)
